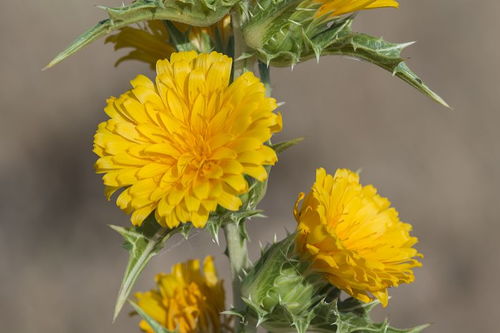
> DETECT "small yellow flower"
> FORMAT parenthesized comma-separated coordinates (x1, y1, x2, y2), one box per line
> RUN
(315, 0, 399, 18)
(106, 17, 232, 69)
(135, 256, 226, 333)
(294, 168, 422, 307)
(94, 51, 282, 228)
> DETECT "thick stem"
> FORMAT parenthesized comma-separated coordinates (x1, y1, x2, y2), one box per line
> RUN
(231, 11, 255, 79)
(224, 222, 250, 296)
(226, 10, 261, 333)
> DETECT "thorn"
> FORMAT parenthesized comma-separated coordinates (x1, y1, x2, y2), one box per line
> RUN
(400, 41, 416, 49)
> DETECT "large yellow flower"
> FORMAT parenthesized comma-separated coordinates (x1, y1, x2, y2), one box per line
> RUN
(106, 17, 232, 69)
(135, 256, 227, 333)
(294, 168, 422, 307)
(94, 51, 282, 228)
(315, 0, 399, 18)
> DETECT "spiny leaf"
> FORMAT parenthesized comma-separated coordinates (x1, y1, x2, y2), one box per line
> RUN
(243, 0, 448, 107)
(129, 301, 174, 333)
(271, 137, 304, 154)
(322, 33, 449, 108)
(110, 216, 178, 321)
(310, 298, 429, 333)
(44, 0, 237, 69)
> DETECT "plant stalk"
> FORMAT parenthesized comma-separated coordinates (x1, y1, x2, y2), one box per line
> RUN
(223, 222, 253, 333)
(225, 10, 264, 332)
(231, 10, 255, 79)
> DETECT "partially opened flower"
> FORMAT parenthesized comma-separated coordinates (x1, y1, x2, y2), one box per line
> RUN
(315, 0, 399, 18)
(294, 168, 422, 306)
(94, 51, 282, 228)
(106, 17, 232, 69)
(135, 256, 226, 333)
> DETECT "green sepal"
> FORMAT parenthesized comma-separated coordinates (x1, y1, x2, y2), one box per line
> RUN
(271, 137, 304, 154)
(110, 215, 178, 321)
(129, 301, 176, 333)
(44, 0, 238, 69)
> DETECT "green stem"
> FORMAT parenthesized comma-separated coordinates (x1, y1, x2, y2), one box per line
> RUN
(258, 61, 272, 96)
(223, 222, 253, 332)
(226, 10, 260, 333)
(224, 222, 251, 295)
(231, 10, 255, 79)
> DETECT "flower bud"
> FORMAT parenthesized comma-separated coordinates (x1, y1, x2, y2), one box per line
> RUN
(241, 234, 334, 332)
(241, 0, 448, 106)
(242, 0, 397, 66)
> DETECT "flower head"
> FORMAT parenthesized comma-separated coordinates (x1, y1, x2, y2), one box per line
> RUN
(106, 17, 232, 69)
(314, 0, 399, 18)
(135, 256, 226, 333)
(94, 51, 281, 228)
(294, 168, 422, 306)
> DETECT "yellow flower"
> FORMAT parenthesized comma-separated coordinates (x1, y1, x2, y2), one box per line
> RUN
(94, 51, 282, 228)
(105, 21, 175, 70)
(294, 168, 422, 307)
(314, 0, 399, 18)
(106, 17, 232, 69)
(135, 256, 226, 333)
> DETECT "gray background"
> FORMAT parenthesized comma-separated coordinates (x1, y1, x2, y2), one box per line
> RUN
(1, 0, 498, 332)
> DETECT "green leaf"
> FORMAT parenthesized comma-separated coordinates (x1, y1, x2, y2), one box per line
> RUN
(129, 301, 175, 333)
(44, 0, 238, 69)
(271, 137, 304, 154)
(110, 216, 178, 321)
(322, 33, 449, 108)
(243, 0, 448, 107)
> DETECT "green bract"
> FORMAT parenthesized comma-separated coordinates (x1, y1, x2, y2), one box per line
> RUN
(241, 0, 448, 107)
(241, 235, 428, 333)
(241, 235, 330, 332)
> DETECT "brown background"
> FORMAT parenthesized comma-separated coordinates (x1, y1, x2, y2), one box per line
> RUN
(1, 0, 498, 332)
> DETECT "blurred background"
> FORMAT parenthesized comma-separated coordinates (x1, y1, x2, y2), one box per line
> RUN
(1, 0, 498, 332)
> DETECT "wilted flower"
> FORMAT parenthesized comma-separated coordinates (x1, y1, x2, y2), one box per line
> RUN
(106, 17, 232, 69)
(94, 51, 282, 227)
(135, 256, 226, 333)
(294, 168, 422, 306)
